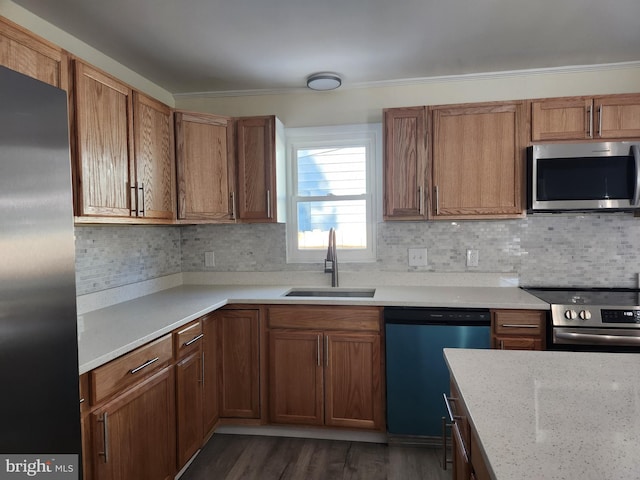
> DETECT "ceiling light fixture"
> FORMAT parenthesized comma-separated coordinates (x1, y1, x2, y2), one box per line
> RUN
(306, 72, 342, 91)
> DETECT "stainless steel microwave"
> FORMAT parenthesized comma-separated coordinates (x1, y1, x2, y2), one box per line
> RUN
(527, 142, 640, 212)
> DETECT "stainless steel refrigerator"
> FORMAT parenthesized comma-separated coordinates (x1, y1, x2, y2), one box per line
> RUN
(0, 65, 81, 470)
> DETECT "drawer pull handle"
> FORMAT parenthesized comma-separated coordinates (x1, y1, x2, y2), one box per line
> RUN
(98, 412, 109, 463)
(501, 324, 538, 328)
(183, 333, 204, 347)
(442, 393, 456, 423)
(130, 357, 159, 374)
(453, 422, 469, 463)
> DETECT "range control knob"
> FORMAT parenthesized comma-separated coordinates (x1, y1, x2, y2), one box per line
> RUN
(579, 310, 592, 320)
(564, 309, 578, 320)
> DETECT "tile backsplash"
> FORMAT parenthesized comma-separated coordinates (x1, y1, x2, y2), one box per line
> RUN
(75, 213, 640, 295)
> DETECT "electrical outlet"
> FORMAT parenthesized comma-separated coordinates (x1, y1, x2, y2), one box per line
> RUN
(408, 248, 428, 267)
(466, 249, 479, 267)
(204, 251, 215, 267)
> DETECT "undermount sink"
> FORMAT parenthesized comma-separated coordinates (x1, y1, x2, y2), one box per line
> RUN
(284, 288, 376, 298)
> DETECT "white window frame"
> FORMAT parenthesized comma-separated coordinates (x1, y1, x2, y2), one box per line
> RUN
(285, 123, 381, 264)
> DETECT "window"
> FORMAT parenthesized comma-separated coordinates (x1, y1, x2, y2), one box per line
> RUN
(286, 124, 380, 263)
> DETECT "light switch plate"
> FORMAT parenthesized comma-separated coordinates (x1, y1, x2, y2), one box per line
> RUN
(466, 249, 479, 267)
(205, 251, 215, 267)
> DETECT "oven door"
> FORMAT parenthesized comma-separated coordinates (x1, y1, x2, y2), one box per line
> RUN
(552, 327, 640, 352)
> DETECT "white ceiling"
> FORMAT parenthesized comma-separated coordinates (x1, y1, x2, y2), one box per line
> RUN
(12, 0, 640, 95)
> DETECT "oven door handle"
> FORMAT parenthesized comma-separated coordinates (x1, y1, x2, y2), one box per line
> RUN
(632, 145, 640, 206)
(555, 330, 640, 346)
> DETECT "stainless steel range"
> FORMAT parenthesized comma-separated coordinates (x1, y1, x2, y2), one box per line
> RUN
(524, 288, 640, 351)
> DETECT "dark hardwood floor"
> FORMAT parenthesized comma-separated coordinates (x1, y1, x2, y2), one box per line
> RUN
(181, 434, 452, 480)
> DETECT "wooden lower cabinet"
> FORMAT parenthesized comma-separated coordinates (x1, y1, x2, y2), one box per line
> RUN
(491, 309, 546, 350)
(201, 312, 220, 437)
(174, 321, 205, 470)
(267, 306, 384, 431)
(217, 307, 261, 419)
(91, 367, 176, 480)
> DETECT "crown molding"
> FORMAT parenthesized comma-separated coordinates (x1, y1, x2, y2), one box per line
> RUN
(173, 61, 640, 99)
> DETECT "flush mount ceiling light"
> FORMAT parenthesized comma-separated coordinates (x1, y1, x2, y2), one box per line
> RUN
(306, 72, 342, 91)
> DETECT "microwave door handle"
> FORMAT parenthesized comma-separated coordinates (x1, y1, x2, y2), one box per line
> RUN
(633, 145, 640, 206)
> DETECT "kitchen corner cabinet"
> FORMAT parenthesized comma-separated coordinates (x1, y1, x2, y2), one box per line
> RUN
(175, 110, 236, 222)
(201, 312, 220, 438)
(74, 61, 176, 222)
(0, 16, 69, 90)
(236, 116, 278, 222)
(431, 101, 527, 219)
(217, 307, 261, 419)
(383, 107, 429, 220)
(174, 321, 204, 470)
(267, 306, 384, 431)
(532, 94, 640, 141)
(491, 309, 546, 350)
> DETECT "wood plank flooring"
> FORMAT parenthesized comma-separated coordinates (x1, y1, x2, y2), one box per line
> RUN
(181, 434, 452, 480)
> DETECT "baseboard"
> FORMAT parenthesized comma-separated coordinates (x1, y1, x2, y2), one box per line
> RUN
(213, 424, 389, 444)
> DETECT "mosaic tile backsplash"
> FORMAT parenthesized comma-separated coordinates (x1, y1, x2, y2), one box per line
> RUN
(75, 213, 640, 295)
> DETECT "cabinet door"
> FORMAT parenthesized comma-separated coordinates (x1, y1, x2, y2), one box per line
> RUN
(269, 330, 324, 426)
(133, 92, 176, 220)
(175, 350, 203, 469)
(175, 111, 235, 221)
(74, 61, 133, 217)
(432, 102, 526, 219)
(324, 332, 383, 430)
(531, 97, 592, 141)
(236, 116, 276, 222)
(595, 95, 640, 139)
(91, 366, 175, 480)
(218, 309, 260, 418)
(383, 107, 428, 220)
(201, 313, 219, 437)
(0, 17, 68, 90)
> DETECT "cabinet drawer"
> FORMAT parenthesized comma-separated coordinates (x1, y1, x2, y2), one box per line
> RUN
(268, 305, 381, 332)
(90, 334, 173, 404)
(174, 320, 203, 358)
(492, 310, 545, 335)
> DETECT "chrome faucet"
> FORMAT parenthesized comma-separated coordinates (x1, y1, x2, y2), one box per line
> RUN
(324, 228, 339, 287)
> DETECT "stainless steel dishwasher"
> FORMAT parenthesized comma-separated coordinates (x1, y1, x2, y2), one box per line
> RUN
(384, 307, 491, 443)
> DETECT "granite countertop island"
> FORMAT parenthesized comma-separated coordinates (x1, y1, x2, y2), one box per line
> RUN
(444, 348, 640, 480)
(77, 283, 548, 374)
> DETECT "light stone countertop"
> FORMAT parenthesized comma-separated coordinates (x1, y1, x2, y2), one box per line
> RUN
(77, 284, 548, 374)
(444, 348, 640, 480)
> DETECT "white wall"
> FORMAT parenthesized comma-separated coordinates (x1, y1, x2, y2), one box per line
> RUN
(175, 64, 640, 127)
(0, 0, 174, 106)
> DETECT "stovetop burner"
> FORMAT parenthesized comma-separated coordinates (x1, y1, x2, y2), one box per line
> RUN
(523, 287, 640, 307)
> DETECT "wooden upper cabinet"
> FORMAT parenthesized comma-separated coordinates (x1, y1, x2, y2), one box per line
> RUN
(236, 116, 277, 222)
(0, 16, 68, 90)
(532, 94, 640, 141)
(175, 111, 235, 222)
(133, 92, 176, 220)
(74, 60, 133, 217)
(383, 107, 428, 220)
(431, 101, 527, 219)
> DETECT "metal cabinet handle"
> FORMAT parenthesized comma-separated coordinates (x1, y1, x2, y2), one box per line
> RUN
(434, 186, 440, 215)
(418, 185, 424, 215)
(98, 412, 109, 463)
(79, 398, 85, 404)
(266, 189, 272, 219)
(324, 336, 329, 367)
(201, 352, 205, 386)
(230, 191, 236, 220)
(500, 340, 504, 350)
(442, 393, 456, 423)
(598, 105, 603, 138)
(587, 105, 593, 138)
(129, 357, 159, 374)
(501, 324, 538, 328)
(316, 335, 321, 366)
(138, 182, 145, 216)
(452, 422, 469, 463)
(183, 333, 204, 347)
(130, 184, 137, 215)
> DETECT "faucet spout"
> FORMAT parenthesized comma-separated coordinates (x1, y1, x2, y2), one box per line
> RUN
(324, 228, 339, 287)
